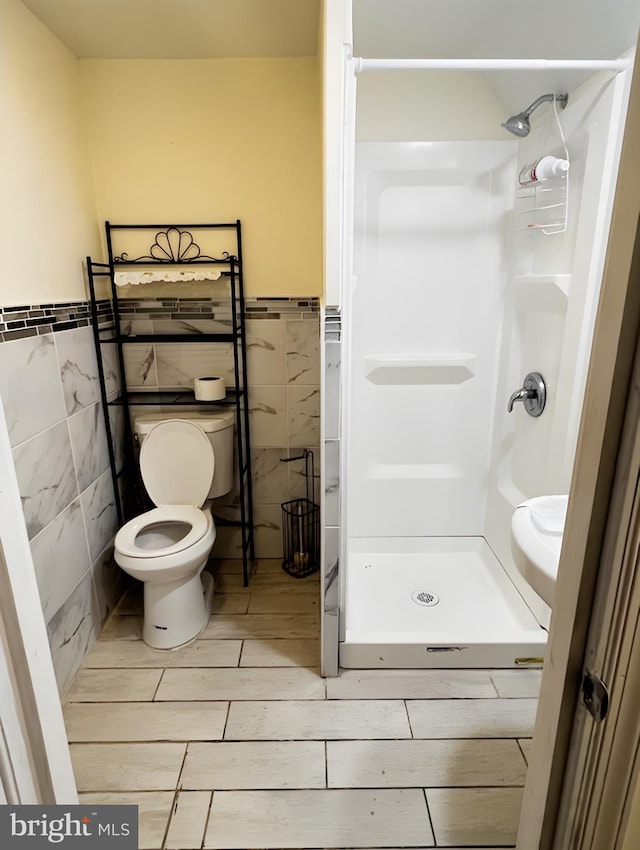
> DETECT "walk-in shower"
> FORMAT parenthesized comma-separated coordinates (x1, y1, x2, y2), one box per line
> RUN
(502, 93, 568, 137)
(334, 48, 634, 669)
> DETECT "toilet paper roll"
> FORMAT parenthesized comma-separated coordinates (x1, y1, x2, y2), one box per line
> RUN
(194, 376, 226, 401)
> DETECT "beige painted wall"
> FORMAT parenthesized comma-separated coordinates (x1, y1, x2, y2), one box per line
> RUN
(79, 58, 323, 297)
(0, 0, 101, 308)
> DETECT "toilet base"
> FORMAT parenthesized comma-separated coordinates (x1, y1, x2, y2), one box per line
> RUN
(143, 568, 210, 649)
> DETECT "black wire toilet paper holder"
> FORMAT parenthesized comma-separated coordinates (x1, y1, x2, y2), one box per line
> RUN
(280, 450, 319, 578)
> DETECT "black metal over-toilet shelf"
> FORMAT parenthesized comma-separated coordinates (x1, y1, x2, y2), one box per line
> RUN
(86, 220, 255, 587)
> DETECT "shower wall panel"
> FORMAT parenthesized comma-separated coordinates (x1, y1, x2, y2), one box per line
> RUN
(346, 142, 517, 538)
(484, 68, 633, 626)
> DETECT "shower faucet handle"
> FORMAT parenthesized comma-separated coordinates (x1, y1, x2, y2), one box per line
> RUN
(507, 387, 532, 411)
(508, 372, 546, 417)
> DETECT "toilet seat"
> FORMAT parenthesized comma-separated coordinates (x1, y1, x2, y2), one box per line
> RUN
(115, 505, 208, 559)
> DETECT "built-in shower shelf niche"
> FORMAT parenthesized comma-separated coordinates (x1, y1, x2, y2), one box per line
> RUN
(364, 354, 476, 385)
(515, 274, 571, 300)
(514, 174, 569, 235)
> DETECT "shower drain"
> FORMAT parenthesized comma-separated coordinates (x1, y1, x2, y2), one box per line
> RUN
(412, 591, 440, 607)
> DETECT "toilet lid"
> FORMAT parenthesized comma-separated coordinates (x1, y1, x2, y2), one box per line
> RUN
(140, 420, 215, 507)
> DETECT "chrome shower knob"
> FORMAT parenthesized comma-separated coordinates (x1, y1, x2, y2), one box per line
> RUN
(508, 372, 546, 417)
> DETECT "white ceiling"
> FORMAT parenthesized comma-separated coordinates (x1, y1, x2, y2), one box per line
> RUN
(353, 0, 639, 61)
(20, 0, 321, 59)
(20, 0, 639, 66)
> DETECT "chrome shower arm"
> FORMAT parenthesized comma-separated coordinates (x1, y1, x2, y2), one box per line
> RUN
(523, 93, 568, 118)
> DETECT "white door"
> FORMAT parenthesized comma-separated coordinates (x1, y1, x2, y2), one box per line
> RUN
(0, 400, 77, 803)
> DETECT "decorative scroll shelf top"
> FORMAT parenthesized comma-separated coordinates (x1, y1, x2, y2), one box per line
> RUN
(114, 227, 234, 264)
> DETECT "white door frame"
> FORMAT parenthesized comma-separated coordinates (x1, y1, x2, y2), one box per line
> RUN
(518, 38, 640, 850)
(0, 400, 77, 803)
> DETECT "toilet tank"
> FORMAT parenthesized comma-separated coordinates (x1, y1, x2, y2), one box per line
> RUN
(133, 411, 235, 499)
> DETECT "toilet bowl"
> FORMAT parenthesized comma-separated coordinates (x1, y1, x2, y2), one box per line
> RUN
(114, 414, 233, 649)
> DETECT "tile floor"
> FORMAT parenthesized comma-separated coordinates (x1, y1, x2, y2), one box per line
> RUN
(63, 559, 542, 849)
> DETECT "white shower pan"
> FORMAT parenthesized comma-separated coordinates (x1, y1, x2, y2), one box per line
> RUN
(341, 537, 546, 668)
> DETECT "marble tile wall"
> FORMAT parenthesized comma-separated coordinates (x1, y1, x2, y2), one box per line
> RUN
(116, 297, 321, 560)
(321, 307, 341, 677)
(0, 317, 123, 694)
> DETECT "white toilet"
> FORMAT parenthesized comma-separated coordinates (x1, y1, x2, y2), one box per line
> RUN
(114, 411, 234, 649)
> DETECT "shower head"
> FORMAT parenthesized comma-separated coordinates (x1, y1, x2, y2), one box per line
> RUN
(501, 93, 568, 137)
(502, 112, 531, 137)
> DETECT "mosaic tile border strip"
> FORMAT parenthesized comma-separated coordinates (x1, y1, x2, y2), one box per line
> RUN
(119, 296, 320, 322)
(0, 296, 321, 343)
(0, 300, 112, 343)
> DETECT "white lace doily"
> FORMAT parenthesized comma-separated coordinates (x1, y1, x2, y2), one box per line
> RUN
(114, 269, 223, 286)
